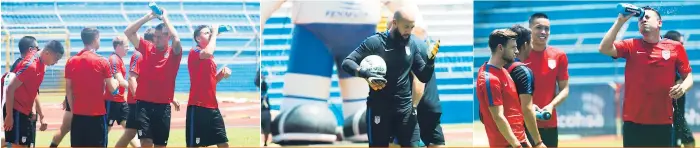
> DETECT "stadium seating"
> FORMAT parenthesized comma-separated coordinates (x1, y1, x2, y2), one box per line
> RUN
(1, 0, 260, 92)
(261, 1, 474, 124)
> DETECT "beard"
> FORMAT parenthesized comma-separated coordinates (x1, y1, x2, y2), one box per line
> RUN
(501, 52, 514, 63)
(391, 28, 410, 46)
(641, 24, 653, 33)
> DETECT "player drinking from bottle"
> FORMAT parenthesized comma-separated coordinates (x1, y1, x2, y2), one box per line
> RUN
(599, 6, 692, 147)
(186, 24, 231, 147)
(124, 7, 184, 147)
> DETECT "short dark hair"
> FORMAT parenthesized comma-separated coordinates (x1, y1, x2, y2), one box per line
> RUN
(81, 27, 100, 45)
(529, 13, 549, 26)
(18, 36, 37, 55)
(488, 29, 518, 53)
(193, 25, 211, 45)
(641, 6, 661, 20)
(144, 28, 156, 41)
(664, 30, 682, 42)
(155, 23, 167, 33)
(44, 40, 65, 55)
(509, 24, 531, 50)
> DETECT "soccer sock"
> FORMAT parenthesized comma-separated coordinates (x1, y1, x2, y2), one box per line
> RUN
(50, 142, 58, 147)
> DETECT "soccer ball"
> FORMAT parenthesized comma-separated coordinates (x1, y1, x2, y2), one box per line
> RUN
(360, 55, 387, 76)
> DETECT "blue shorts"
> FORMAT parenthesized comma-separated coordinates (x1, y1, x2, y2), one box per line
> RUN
(287, 23, 377, 79)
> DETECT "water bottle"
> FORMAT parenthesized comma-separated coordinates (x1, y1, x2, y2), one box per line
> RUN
(535, 108, 552, 120)
(617, 3, 644, 17)
(218, 25, 233, 33)
(149, 2, 163, 16)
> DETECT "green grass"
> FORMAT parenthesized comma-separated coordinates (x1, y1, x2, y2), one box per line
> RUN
(33, 127, 260, 147)
(473, 122, 624, 147)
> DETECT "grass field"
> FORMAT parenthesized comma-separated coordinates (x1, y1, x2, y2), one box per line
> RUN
(30, 127, 260, 147)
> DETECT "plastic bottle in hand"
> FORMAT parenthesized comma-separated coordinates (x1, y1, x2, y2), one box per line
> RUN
(149, 2, 163, 16)
(218, 25, 233, 33)
(617, 3, 644, 17)
(533, 106, 552, 120)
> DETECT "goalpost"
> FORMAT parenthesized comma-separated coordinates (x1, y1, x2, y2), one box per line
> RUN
(3, 28, 71, 93)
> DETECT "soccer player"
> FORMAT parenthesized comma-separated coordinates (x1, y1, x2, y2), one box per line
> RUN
(106, 36, 141, 148)
(523, 13, 570, 147)
(4, 39, 64, 147)
(115, 28, 154, 148)
(664, 30, 695, 148)
(341, 8, 438, 147)
(65, 27, 119, 147)
(476, 29, 527, 148)
(124, 8, 184, 147)
(599, 6, 692, 147)
(3, 36, 48, 147)
(186, 25, 231, 147)
(507, 24, 545, 148)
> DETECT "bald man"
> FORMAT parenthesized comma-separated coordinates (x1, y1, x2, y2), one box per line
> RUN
(341, 9, 440, 147)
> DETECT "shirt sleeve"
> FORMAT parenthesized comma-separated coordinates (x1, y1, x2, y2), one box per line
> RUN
(511, 66, 534, 95)
(101, 58, 113, 79)
(482, 73, 503, 106)
(676, 44, 692, 75)
(14, 60, 35, 83)
(612, 39, 633, 59)
(557, 52, 570, 80)
(138, 38, 152, 54)
(129, 53, 142, 75)
(341, 36, 378, 78)
(410, 38, 435, 83)
(64, 59, 73, 79)
(109, 56, 120, 75)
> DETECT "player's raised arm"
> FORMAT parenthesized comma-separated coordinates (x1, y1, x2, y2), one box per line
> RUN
(158, 9, 183, 55)
(125, 13, 157, 48)
(599, 13, 634, 57)
(342, 36, 379, 79)
(260, 0, 288, 31)
(199, 25, 219, 59)
(410, 39, 437, 83)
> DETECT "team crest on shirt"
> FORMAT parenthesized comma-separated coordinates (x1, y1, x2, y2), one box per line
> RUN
(374, 116, 381, 124)
(548, 59, 557, 69)
(22, 136, 27, 143)
(662, 50, 670, 60)
(405, 46, 411, 56)
(196, 137, 201, 144)
(164, 51, 170, 57)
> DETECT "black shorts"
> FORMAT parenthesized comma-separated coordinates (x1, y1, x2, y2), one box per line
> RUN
(135, 100, 172, 146)
(125, 103, 138, 129)
(64, 96, 71, 112)
(70, 114, 107, 147)
(261, 109, 272, 135)
(366, 106, 420, 147)
(623, 121, 674, 147)
(186, 106, 228, 147)
(416, 111, 445, 146)
(106, 101, 129, 127)
(3, 108, 33, 146)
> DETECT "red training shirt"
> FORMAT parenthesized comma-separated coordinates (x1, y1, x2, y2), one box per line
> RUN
(127, 51, 143, 104)
(523, 46, 569, 128)
(476, 63, 526, 147)
(105, 53, 126, 102)
(10, 50, 45, 115)
(188, 47, 219, 109)
(66, 49, 112, 116)
(134, 38, 182, 104)
(614, 38, 690, 125)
